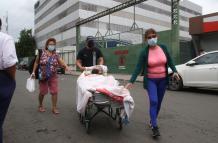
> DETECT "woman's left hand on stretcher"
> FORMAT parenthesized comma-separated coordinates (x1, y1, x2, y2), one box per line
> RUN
(64, 66, 74, 74)
(65, 66, 70, 71)
(125, 83, 133, 89)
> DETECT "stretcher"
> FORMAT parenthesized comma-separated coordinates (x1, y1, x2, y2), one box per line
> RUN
(76, 66, 134, 133)
(78, 90, 125, 133)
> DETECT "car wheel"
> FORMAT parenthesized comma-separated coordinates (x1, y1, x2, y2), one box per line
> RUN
(168, 74, 183, 91)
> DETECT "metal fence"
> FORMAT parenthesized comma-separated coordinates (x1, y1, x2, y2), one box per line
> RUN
(59, 51, 76, 70)
(94, 28, 144, 49)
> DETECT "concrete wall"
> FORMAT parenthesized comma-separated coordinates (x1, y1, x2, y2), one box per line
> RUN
(200, 32, 218, 52)
(180, 41, 195, 63)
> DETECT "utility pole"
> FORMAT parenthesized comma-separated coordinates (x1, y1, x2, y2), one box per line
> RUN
(171, 0, 180, 64)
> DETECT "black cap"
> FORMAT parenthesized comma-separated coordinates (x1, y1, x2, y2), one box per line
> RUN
(86, 36, 95, 42)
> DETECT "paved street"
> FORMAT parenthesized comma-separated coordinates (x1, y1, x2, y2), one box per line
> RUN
(3, 71, 218, 143)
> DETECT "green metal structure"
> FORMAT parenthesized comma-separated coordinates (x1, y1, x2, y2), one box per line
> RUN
(76, 0, 147, 51)
(171, 0, 180, 64)
(76, 0, 181, 74)
(75, 0, 148, 27)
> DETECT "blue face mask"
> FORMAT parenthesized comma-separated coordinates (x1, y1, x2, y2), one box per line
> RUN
(48, 45, 55, 51)
(147, 37, 158, 46)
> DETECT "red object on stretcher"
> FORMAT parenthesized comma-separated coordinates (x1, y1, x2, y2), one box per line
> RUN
(96, 88, 124, 103)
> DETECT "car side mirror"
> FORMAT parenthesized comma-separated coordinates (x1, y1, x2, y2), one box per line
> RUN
(186, 61, 197, 66)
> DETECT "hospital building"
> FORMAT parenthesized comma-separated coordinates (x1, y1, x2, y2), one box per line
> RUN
(34, 0, 202, 69)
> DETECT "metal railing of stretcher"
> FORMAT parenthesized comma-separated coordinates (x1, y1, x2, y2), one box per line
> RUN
(78, 90, 124, 133)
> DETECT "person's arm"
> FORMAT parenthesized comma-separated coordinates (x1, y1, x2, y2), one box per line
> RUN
(97, 49, 104, 65)
(76, 59, 86, 71)
(126, 49, 146, 89)
(98, 57, 104, 65)
(163, 45, 180, 79)
(32, 55, 39, 77)
(76, 49, 86, 71)
(163, 45, 177, 73)
(130, 49, 146, 83)
(58, 57, 69, 71)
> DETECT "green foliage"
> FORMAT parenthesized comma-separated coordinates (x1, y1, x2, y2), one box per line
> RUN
(15, 29, 36, 58)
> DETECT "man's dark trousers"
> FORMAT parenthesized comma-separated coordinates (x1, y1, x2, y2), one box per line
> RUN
(0, 72, 16, 143)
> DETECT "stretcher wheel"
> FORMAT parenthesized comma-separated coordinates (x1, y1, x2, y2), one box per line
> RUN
(116, 108, 123, 130)
(79, 114, 84, 124)
(85, 121, 90, 133)
(118, 117, 123, 130)
(109, 107, 113, 116)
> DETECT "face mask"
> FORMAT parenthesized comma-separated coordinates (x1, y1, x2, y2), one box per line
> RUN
(147, 37, 158, 46)
(48, 45, 55, 51)
(87, 40, 95, 49)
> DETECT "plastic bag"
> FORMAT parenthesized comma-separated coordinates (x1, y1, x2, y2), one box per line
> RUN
(26, 77, 35, 92)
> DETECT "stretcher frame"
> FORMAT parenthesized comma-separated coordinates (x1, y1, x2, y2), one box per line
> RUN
(78, 91, 124, 133)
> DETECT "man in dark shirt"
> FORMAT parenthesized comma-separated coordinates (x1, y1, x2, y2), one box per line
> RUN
(76, 36, 104, 71)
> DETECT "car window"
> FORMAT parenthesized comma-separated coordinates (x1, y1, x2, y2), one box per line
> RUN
(210, 53, 218, 64)
(194, 52, 218, 65)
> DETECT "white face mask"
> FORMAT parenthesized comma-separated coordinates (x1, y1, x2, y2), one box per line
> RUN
(147, 37, 158, 46)
(48, 45, 55, 51)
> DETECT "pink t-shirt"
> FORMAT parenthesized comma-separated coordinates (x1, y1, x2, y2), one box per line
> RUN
(147, 46, 167, 78)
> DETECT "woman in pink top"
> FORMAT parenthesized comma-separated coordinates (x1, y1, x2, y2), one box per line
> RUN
(126, 28, 180, 137)
(32, 38, 69, 114)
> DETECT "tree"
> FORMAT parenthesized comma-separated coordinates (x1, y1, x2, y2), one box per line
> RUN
(16, 29, 36, 58)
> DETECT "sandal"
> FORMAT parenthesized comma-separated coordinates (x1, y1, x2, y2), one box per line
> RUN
(52, 108, 60, 115)
(38, 106, 46, 112)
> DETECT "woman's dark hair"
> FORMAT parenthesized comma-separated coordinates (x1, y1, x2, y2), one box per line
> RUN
(45, 38, 56, 50)
(144, 28, 157, 40)
(199, 48, 205, 52)
(91, 69, 100, 74)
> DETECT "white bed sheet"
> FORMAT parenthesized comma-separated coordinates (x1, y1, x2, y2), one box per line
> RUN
(76, 72, 134, 119)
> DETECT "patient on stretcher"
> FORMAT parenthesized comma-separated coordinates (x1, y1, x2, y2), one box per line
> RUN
(84, 65, 106, 76)
(76, 65, 134, 119)
(91, 68, 101, 74)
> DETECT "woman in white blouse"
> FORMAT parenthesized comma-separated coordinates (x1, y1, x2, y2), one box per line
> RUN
(0, 18, 18, 143)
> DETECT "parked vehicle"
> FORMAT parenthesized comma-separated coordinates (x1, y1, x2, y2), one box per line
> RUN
(168, 51, 218, 90)
(17, 61, 29, 70)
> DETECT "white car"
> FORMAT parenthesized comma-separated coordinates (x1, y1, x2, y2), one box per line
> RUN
(168, 51, 218, 90)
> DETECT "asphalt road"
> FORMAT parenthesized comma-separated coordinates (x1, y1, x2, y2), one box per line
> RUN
(3, 71, 218, 143)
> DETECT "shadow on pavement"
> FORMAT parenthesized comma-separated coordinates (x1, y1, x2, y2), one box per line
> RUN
(168, 87, 218, 96)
